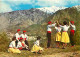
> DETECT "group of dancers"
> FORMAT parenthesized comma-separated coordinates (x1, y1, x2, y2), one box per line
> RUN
(47, 21, 76, 49)
(8, 20, 76, 54)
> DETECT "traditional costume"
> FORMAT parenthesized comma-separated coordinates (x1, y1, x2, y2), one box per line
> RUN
(15, 29, 20, 46)
(8, 41, 21, 53)
(70, 21, 76, 46)
(47, 21, 56, 48)
(55, 27, 61, 41)
(20, 31, 29, 46)
(60, 25, 70, 43)
(31, 40, 43, 52)
(17, 38, 28, 50)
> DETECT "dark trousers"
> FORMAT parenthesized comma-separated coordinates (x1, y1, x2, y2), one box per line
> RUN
(47, 33, 51, 48)
(70, 31, 75, 46)
(25, 40, 29, 47)
(15, 40, 18, 47)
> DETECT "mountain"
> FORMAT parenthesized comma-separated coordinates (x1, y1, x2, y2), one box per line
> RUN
(73, 5, 80, 11)
(0, 8, 51, 32)
(37, 6, 67, 14)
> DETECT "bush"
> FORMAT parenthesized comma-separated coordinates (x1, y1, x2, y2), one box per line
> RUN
(73, 31, 80, 45)
(0, 32, 10, 52)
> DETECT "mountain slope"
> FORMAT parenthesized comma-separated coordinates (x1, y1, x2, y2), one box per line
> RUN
(0, 8, 51, 32)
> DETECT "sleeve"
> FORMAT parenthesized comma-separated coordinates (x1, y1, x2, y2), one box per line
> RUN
(17, 42, 21, 48)
(35, 41, 39, 46)
(20, 34, 22, 38)
(48, 23, 56, 27)
(12, 42, 15, 48)
(59, 25, 63, 28)
(10, 41, 15, 48)
(68, 25, 70, 29)
(14, 33, 17, 38)
(55, 27, 58, 30)
(25, 34, 28, 40)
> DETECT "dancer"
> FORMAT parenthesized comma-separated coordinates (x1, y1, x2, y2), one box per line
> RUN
(47, 21, 56, 48)
(8, 36, 21, 53)
(70, 21, 76, 47)
(54, 23, 62, 48)
(59, 21, 70, 49)
(31, 36, 43, 54)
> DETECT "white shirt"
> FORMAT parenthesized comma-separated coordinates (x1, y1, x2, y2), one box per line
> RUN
(17, 41, 22, 48)
(70, 24, 76, 30)
(15, 33, 20, 40)
(47, 23, 56, 31)
(60, 25, 70, 31)
(20, 34, 28, 40)
(34, 40, 40, 46)
(55, 27, 61, 32)
(9, 41, 16, 48)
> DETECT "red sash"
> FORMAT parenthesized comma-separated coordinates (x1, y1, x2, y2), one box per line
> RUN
(47, 31, 51, 33)
(70, 30, 75, 35)
(25, 38, 26, 40)
(18, 47, 22, 50)
(63, 31, 67, 32)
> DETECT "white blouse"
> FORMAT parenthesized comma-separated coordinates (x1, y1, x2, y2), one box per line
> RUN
(47, 23, 56, 31)
(15, 33, 20, 40)
(60, 25, 70, 31)
(55, 27, 61, 32)
(34, 40, 40, 46)
(20, 34, 28, 40)
(17, 41, 22, 48)
(70, 24, 76, 30)
(9, 41, 16, 48)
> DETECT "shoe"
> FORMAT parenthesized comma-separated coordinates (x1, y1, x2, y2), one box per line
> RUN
(62, 47, 65, 49)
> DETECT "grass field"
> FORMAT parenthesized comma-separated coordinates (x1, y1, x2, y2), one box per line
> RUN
(0, 45, 80, 57)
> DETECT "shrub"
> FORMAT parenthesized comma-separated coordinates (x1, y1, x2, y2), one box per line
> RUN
(0, 32, 10, 52)
(73, 31, 80, 45)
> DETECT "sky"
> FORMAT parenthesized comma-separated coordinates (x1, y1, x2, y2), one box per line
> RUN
(0, 0, 80, 13)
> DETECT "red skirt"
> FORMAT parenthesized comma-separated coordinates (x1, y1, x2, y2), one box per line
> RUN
(70, 30, 75, 35)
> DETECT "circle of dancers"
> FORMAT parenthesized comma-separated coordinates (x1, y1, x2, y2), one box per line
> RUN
(8, 20, 76, 54)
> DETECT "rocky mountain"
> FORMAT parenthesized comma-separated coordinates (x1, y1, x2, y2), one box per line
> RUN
(0, 8, 51, 32)
(37, 6, 67, 14)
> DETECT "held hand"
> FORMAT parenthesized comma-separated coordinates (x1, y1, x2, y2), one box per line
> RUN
(69, 21, 70, 26)
(53, 21, 56, 24)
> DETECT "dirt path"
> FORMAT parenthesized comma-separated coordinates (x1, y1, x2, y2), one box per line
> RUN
(38, 51, 80, 57)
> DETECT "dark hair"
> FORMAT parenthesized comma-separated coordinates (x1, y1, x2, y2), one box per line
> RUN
(37, 36, 41, 40)
(56, 24, 59, 27)
(12, 36, 16, 41)
(63, 21, 67, 25)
